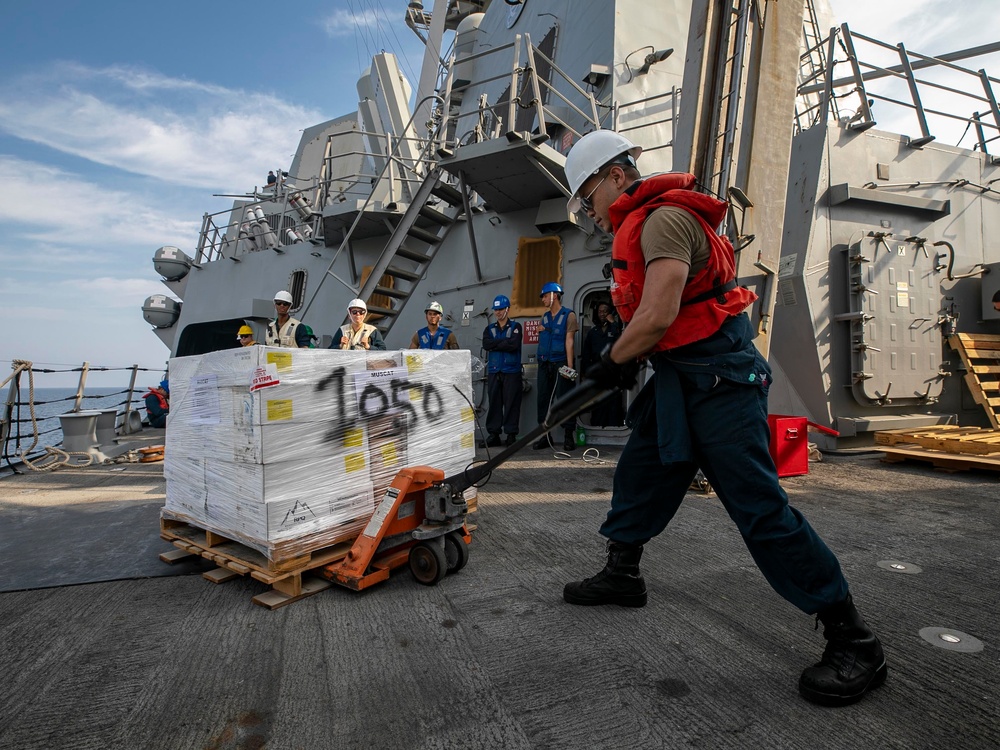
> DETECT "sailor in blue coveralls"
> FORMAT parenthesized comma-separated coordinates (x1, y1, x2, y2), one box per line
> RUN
(409, 301, 459, 350)
(481, 294, 523, 447)
(533, 281, 580, 451)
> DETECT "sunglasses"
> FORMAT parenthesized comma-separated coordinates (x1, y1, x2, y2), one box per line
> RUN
(349, 309, 366, 315)
(579, 175, 606, 212)
(239, 334, 252, 338)
(274, 300, 291, 306)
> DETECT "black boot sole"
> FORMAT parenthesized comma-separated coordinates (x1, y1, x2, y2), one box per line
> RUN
(798, 660, 888, 707)
(563, 589, 647, 608)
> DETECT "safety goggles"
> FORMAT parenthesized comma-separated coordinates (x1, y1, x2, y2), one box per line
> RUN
(578, 175, 606, 212)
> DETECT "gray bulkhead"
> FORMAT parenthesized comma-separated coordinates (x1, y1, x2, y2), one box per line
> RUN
(769, 121, 1000, 445)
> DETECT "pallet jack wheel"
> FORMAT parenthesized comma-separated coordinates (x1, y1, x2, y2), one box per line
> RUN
(444, 531, 469, 573)
(409, 541, 447, 586)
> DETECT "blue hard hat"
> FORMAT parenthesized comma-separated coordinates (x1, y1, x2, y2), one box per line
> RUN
(540, 282, 563, 298)
(492, 294, 511, 310)
(159, 379, 169, 394)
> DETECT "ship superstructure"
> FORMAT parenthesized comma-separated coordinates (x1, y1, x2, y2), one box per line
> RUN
(143, 0, 1000, 445)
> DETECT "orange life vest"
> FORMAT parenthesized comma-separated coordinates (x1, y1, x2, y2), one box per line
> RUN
(608, 173, 756, 352)
(143, 389, 168, 415)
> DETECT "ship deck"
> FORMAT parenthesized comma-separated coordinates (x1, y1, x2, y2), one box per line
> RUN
(0, 441, 996, 749)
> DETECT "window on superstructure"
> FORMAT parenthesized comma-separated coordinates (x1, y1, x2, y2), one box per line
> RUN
(509, 236, 562, 318)
(289, 270, 307, 312)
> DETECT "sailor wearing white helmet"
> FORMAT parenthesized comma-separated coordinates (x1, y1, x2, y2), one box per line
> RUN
(265, 290, 315, 347)
(336, 298, 386, 350)
(409, 301, 459, 350)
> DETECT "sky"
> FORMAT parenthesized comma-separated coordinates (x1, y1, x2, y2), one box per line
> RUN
(0, 0, 996, 387)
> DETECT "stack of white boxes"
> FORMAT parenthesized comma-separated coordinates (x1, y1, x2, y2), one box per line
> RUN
(163, 347, 476, 560)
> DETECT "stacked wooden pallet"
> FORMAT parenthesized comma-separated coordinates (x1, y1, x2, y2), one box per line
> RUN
(875, 426, 1000, 473)
(877, 334, 1000, 472)
(950, 333, 1000, 428)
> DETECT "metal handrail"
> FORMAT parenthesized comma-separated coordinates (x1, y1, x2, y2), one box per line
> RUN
(798, 24, 1000, 151)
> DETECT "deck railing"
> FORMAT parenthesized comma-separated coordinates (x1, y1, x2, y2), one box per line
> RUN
(796, 24, 1000, 157)
(1, 361, 161, 472)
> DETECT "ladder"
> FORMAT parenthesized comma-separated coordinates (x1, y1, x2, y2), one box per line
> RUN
(354, 166, 467, 337)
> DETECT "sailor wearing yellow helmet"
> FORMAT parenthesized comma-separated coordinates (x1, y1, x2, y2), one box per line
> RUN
(236, 325, 256, 347)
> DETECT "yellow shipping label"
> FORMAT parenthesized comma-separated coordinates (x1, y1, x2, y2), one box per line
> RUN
(267, 351, 293, 372)
(343, 427, 364, 448)
(266, 399, 293, 421)
(409, 387, 422, 402)
(405, 354, 423, 374)
(344, 453, 366, 473)
(460, 432, 475, 449)
(461, 406, 474, 423)
(380, 443, 399, 465)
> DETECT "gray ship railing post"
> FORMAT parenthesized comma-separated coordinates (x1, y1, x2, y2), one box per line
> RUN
(506, 34, 522, 136)
(977, 69, 1000, 155)
(72, 362, 90, 413)
(521, 35, 547, 141)
(458, 170, 482, 282)
(840, 24, 876, 131)
(121, 364, 139, 434)
(1, 365, 25, 466)
(819, 28, 839, 125)
(896, 43, 936, 148)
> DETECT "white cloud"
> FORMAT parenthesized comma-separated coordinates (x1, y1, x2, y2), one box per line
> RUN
(0, 156, 200, 253)
(0, 63, 325, 192)
(321, 8, 380, 37)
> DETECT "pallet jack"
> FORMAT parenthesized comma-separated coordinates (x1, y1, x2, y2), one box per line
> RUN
(320, 379, 613, 590)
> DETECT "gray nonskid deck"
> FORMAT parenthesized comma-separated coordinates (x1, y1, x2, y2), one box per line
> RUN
(0, 450, 996, 749)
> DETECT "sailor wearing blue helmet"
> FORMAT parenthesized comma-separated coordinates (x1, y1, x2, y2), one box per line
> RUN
(480, 294, 523, 448)
(534, 281, 579, 451)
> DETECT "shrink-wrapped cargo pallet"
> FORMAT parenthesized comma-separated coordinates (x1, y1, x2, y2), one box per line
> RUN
(162, 347, 476, 561)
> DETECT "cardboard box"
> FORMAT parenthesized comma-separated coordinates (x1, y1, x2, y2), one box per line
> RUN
(163, 347, 475, 558)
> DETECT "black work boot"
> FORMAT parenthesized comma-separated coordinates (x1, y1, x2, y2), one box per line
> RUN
(505, 433, 518, 446)
(563, 430, 576, 451)
(563, 541, 647, 607)
(799, 594, 887, 706)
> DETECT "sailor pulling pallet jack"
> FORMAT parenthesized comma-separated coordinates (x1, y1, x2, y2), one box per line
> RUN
(558, 130, 887, 707)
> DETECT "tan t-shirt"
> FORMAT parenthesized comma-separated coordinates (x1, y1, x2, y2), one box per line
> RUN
(639, 206, 710, 281)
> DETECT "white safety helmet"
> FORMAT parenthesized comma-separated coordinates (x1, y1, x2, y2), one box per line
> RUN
(425, 301, 444, 314)
(273, 290, 293, 304)
(565, 130, 642, 214)
(347, 298, 367, 312)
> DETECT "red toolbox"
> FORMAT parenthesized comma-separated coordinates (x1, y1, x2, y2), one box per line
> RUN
(767, 415, 839, 477)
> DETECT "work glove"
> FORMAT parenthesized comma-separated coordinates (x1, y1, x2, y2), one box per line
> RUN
(584, 345, 640, 391)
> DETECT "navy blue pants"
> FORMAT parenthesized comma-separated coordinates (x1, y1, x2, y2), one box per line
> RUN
(486, 371, 523, 436)
(600, 367, 849, 615)
(536, 361, 576, 431)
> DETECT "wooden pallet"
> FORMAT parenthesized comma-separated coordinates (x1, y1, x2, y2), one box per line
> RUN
(159, 516, 354, 609)
(874, 425, 1000, 455)
(949, 333, 1000, 429)
(875, 425, 1000, 475)
(877, 445, 1000, 473)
